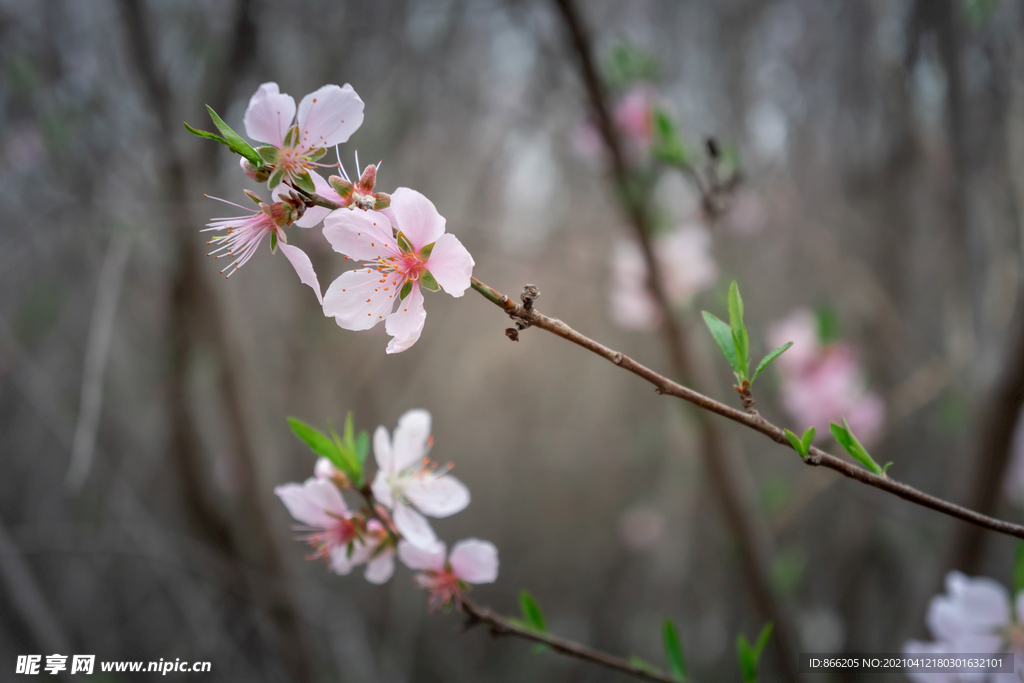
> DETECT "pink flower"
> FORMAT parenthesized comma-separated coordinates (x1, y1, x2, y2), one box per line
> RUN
(398, 538, 498, 610)
(341, 519, 396, 585)
(274, 478, 363, 570)
(278, 163, 395, 230)
(903, 571, 1024, 683)
(768, 309, 885, 443)
(370, 409, 470, 548)
(609, 223, 718, 331)
(203, 192, 322, 303)
(574, 84, 655, 162)
(243, 82, 364, 190)
(322, 188, 474, 353)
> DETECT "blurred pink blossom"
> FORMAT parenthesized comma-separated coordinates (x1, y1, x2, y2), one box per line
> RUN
(398, 538, 498, 610)
(903, 571, 1024, 683)
(767, 309, 884, 443)
(609, 223, 718, 330)
(274, 478, 362, 570)
(574, 84, 654, 162)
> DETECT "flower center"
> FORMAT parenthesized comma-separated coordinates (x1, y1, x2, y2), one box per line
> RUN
(380, 250, 426, 280)
(418, 569, 464, 610)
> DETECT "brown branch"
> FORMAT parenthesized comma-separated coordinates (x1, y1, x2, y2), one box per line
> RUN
(470, 278, 1024, 541)
(549, 1, 799, 678)
(460, 597, 680, 683)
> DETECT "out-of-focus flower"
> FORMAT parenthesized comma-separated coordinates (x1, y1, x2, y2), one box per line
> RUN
(354, 519, 396, 585)
(398, 538, 498, 610)
(903, 571, 1024, 683)
(243, 82, 364, 189)
(767, 309, 884, 443)
(203, 191, 322, 303)
(609, 222, 718, 331)
(322, 188, 474, 353)
(274, 478, 364, 570)
(574, 84, 655, 162)
(618, 504, 666, 552)
(370, 409, 470, 547)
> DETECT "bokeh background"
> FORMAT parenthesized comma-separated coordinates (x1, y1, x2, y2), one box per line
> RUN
(3, 0, 1024, 681)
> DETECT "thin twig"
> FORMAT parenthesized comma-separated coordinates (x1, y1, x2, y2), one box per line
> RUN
(468, 277, 1024, 541)
(461, 597, 680, 683)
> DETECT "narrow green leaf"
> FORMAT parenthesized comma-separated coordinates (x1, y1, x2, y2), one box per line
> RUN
(662, 618, 687, 681)
(343, 411, 355, 450)
(518, 591, 546, 632)
(702, 311, 741, 375)
(205, 105, 262, 166)
(752, 623, 773, 659)
(728, 281, 749, 378)
(751, 341, 793, 384)
(737, 636, 756, 683)
(830, 418, 885, 475)
(420, 270, 441, 292)
(800, 427, 816, 453)
(287, 417, 342, 465)
(1014, 544, 1024, 595)
(183, 122, 228, 146)
(355, 431, 369, 467)
(783, 429, 807, 459)
(628, 656, 664, 676)
(882, 461, 894, 473)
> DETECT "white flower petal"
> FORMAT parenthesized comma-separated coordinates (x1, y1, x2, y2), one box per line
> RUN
(243, 82, 295, 149)
(274, 478, 346, 527)
(322, 268, 397, 331)
(293, 172, 342, 228)
(391, 409, 432, 472)
(365, 550, 395, 584)
(329, 546, 355, 575)
(425, 233, 474, 297)
(404, 474, 470, 518)
(449, 539, 498, 584)
(397, 538, 446, 571)
(390, 188, 446, 252)
(373, 425, 393, 475)
(296, 84, 364, 150)
(392, 503, 437, 548)
(385, 284, 426, 354)
(278, 242, 322, 304)
(370, 471, 393, 509)
(323, 207, 399, 261)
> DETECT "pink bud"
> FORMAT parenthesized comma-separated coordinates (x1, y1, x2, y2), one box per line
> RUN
(357, 164, 377, 193)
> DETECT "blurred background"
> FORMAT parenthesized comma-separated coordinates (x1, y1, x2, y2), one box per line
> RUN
(3, 0, 1024, 681)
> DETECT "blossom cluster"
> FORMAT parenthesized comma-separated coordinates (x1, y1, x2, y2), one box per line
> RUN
(200, 82, 475, 354)
(904, 571, 1024, 683)
(275, 409, 497, 608)
(767, 308, 885, 443)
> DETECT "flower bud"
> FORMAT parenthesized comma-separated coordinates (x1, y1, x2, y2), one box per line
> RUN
(328, 175, 355, 202)
(372, 192, 391, 210)
(240, 157, 271, 183)
(357, 164, 377, 193)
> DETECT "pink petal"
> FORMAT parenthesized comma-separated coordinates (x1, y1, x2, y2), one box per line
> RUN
(404, 474, 470, 517)
(927, 571, 1010, 642)
(243, 82, 295, 149)
(397, 539, 446, 571)
(365, 549, 395, 584)
(322, 267, 397, 331)
(449, 539, 499, 584)
(328, 546, 355, 575)
(322, 207, 398, 261)
(425, 233, 474, 297)
(385, 283, 426, 354)
(274, 478, 346, 527)
(277, 242, 322, 304)
(295, 84, 365, 150)
(314, 457, 338, 480)
(390, 188, 446, 252)
(392, 503, 437, 548)
(370, 471, 393, 508)
(390, 408, 432, 472)
(372, 425, 393, 476)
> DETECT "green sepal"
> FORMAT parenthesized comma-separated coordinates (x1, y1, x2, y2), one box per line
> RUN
(269, 231, 278, 254)
(751, 341, 793, 385)
(420, 241, 435, 259)
(257, 145, 282, 165)
(728, 281, 749, 379)
(283, 125, 297, 148)
(399, 281, 413, 300)
(830, 418, 885, 475)
(420, 270, 441, 292)
(662, 618, 687, 681)
(205, 105, 262, 166)
(702, 311, 741, 376)
(307, 147, 327, 162)
(293, 171, 316, 195)
(737, 623, 773, 683)
(268, 169, 284, 189)
(396, 232, 413, 253)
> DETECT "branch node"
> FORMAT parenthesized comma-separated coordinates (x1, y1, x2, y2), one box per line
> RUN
(521, 284, 540, 310)
(505, 328, 519, 342)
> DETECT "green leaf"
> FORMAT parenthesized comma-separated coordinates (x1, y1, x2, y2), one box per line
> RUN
(702, 311, 741, 375)
(518, 591, 547, 632)
(662, 618, 687, 681)
(753, 623, 773, 660)
(293, 170, 316, 195)
(355, 431, 369, 467)
(650, 108, 689, 167)
(269, 231, 278, 254)
(1014, 543, 1024, 595)
(205, 105, 261, 166)
(736, 623, 773, 683)
(183, 122, 229, 147)
(751, 341, 793, 385)
(420, 270, 441, 292)
(420, 241, 435, 259)
(343, 411, 356, 450)
(399, 281, 413, 300)
(288, 417, 341, 464)
(728, 281, 749, 378)
(801, 427, 816, 453)
(830, 418, 885, 475)
(628, 656, 664, 676)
